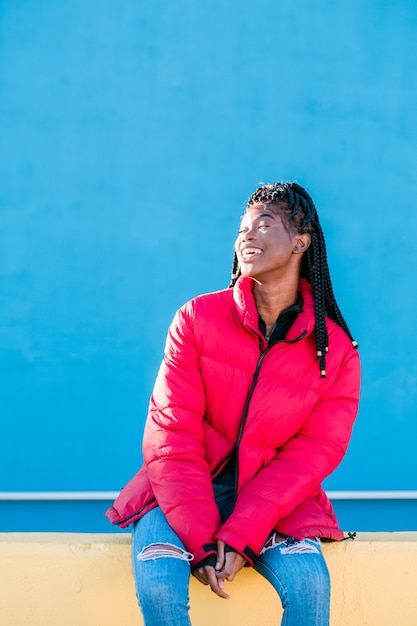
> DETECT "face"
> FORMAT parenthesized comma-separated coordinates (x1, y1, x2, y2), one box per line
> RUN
(235, 203, 310, 283)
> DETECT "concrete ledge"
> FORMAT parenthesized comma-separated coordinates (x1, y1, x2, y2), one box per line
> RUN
(0, 532, 416, 625)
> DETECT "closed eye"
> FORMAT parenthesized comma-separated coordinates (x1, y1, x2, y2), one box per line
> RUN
(237, 222, 271, 235)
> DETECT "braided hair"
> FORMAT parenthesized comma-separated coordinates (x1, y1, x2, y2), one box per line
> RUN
(229, 182, 358, 377)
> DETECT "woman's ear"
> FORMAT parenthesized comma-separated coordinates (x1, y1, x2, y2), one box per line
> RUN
(293, 233, 311, 254)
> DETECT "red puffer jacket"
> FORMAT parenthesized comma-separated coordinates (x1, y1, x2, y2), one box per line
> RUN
(106, 277, 360, 567)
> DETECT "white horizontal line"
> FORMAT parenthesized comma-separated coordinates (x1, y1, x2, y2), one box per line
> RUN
(0, 491, 416, 501)
(326, 491, 417, 500)
(0, 492, 120, 501)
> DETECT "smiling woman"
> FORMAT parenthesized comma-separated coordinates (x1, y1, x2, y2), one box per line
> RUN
(235, 204, 311, 338)
(231, 183, 358, 376)
(106, 181, 361, 626)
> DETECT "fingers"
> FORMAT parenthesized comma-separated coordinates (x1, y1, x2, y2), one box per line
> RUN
(216, 551, 247, 582)
(192, 548, 247, 599)
(215, 540, 225, 571)
(206, 567, 229, 599)
(192, 569, 209, 586)
(193, 566, 229, 599)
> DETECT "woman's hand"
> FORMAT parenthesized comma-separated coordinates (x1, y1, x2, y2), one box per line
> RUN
(193, 540, 247, 599)
(193, 564, 230, 599)
(215, 540, 247, 589)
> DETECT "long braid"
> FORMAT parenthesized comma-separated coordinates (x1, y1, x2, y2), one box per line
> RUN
(307, 231, 328, 376)
(229, 182, 358, 377)
(229, 252, 240, 288)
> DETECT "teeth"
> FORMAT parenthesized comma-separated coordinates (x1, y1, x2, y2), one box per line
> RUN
(242, 248, 261, 256)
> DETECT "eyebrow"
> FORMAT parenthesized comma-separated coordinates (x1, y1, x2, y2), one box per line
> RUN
(258, 212, 275, 219)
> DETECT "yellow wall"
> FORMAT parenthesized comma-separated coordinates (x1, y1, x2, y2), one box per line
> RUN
(1, 532, 416, 625)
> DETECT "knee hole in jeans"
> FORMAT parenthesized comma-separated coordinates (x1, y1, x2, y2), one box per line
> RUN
(136, 542, 194, 562)
(260, 533, 321, 555)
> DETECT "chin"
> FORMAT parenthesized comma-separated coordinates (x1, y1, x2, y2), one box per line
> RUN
(239, 266, 254, 277)
(240, 269, 261, 283)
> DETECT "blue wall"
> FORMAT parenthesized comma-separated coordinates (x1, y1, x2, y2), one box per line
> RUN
(1, 1, 416, 531)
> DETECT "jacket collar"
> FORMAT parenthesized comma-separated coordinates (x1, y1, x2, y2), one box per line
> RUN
(233, 276, 316, 341)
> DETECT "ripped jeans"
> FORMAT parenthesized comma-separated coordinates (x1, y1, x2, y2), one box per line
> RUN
(131, 507, 330, 626)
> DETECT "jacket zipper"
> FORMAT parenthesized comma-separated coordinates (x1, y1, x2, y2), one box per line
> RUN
(234, 330, 307, 496)
(115, 330, 307, 525)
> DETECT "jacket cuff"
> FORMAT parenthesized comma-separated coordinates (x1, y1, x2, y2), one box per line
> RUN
(241, 545, 257, 566)
(214, 531, 258, 566)
(191, 543, 217, 567)
(191, 553, 217, 572)
(192, 543, 238, 571)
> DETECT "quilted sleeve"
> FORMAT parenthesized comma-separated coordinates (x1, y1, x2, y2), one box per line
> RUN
(142, 301, 221, 565)
(215, 345, 360, 560)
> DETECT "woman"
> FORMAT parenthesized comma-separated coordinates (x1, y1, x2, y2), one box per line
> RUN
(106, 182, 360, 626)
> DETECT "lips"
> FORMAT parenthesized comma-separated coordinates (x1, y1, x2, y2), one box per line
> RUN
(240, 247, 263, 261)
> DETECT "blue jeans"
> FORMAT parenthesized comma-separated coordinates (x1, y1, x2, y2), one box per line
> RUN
(131, 507, 330, 626)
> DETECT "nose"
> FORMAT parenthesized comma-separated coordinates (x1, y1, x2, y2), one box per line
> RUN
(241, 225, 257, 241)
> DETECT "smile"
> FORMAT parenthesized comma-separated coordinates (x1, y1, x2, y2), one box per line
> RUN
(240, 247, 262, 260)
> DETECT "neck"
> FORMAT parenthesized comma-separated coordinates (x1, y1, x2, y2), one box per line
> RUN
(253, 277, 299, 335)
